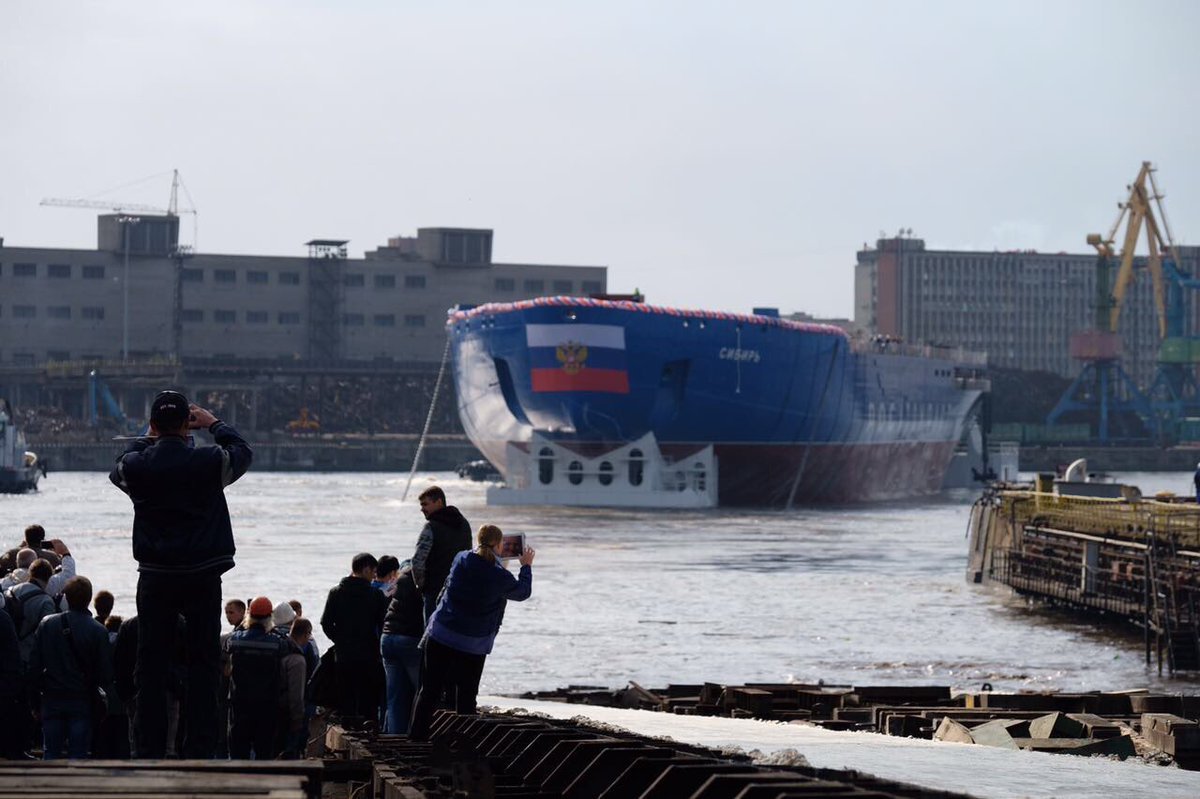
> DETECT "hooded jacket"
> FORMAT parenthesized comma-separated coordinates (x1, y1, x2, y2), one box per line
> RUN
(410, 505, 472, 598)
(319, 576, 388, 663)
(427, 551, 532, 656)
(381, 570, 425, 638)
(109, 422, 252, 575)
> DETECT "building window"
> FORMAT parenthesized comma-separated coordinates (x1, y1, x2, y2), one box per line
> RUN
(278, 312, 301, 325)
(82, 306, 105, 320)
(374, 313, 396, 327)
(247, 310, 268, 324)
(494, 277, 515, 291)
(47, 306, 71, 320)
(48, 264, 71, 279)
(374, 274, 396, 289)
(404, 314, 425, 328)
(342, 313, 365, 327)
(14, 263, 36, 277)
(181, 309, 204, 322)
(83, 265, 105, 279)
(552, 280, 572, 294)
(182, 268, 204, 282)
(215, 269, 236, 284)
(343, 273, 365, 287)
(279, 271, 300, 285)
(582, 280, 603, 294)
(523, 279, 545, 294)
(247, 270, 269, 284)
(404, 274, 426, 289)
(214, 309, 236, 324)
(13, 305, 36, 319)
(47, 351, 70, 362)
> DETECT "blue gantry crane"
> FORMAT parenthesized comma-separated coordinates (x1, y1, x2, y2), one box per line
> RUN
(87, 370, 142, 433)
(1047, 162, 1194, 443)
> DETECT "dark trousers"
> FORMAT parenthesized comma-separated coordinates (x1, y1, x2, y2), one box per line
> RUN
(229, 700, 278, 760)
(334, 658, 383, 724)
(135, 571, 222, 759)
(0, 695, 26, 758)
(408, 638, 486, 740)
(93, 713, 131, 759)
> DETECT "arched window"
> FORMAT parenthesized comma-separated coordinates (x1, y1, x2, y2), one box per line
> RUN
(598, 461, 614, 486)
(537, 447, 554, 485)
(568, 461, 584, 486)
(628, 448, 644, 486)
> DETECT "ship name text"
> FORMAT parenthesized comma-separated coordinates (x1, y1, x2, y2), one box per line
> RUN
(719, 347, 761, 363)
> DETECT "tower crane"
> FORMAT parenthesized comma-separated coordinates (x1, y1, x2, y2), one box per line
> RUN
(39, 169, 197, 362)
(39, 169, 198, 250)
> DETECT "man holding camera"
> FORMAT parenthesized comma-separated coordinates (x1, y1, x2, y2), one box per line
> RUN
(110, 390, 252, 758)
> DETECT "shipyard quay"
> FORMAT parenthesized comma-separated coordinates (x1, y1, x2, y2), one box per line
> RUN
(0, 218, 606, 366)
(855, 235, 1200, 388)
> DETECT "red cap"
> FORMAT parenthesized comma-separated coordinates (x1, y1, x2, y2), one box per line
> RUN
(248, 596, 273, 618)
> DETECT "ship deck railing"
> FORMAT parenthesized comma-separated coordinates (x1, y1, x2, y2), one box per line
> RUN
(995, 489, 1200, 550)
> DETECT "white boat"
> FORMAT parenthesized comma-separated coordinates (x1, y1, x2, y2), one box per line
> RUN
(0, 400, 42, 493)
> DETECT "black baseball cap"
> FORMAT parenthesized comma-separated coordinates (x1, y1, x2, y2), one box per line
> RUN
(150, 390, 190, 430)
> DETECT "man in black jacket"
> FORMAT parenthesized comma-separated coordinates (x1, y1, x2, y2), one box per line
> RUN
(110, 390, 252, 758)
(409, 486, 472, 620)
(28, 576, 113, 759)
(320, 553, 388, 726)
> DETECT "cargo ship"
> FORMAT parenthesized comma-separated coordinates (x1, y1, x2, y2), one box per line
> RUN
(447, 297, 987, 507)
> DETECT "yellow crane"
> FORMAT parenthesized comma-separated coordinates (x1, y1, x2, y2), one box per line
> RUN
(1091, 160, 1182, 338)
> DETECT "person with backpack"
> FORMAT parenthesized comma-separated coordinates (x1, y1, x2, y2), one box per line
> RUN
(5, 559, 57, 666)
(227, 596, 289, 759)
(27, 576, 112, 759)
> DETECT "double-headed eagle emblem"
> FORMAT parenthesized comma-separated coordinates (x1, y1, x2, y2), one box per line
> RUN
(556, 341, 588, 375)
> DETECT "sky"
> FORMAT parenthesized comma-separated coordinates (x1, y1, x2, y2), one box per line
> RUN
(1, 0, 1197, 319)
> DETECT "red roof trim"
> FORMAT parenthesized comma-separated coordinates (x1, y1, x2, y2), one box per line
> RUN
(447, 296, 849, 338)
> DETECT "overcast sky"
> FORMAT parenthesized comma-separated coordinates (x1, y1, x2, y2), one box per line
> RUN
(2, 1, 1197, 318)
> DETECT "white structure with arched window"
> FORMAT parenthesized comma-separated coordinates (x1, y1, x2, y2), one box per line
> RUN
(489, 431, 717, 508)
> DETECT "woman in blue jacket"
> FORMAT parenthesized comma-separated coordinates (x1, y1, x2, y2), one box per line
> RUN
(408, 524, 534, 740)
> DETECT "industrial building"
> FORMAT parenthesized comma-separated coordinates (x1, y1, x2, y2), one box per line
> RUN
(855, 234, 1200, 390)
(0, 217, 605, 366)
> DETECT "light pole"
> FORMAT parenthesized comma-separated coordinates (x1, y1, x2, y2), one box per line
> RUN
(117, 216, 141, 361)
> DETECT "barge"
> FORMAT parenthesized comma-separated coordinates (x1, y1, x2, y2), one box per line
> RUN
(966, 461, 1200, 674)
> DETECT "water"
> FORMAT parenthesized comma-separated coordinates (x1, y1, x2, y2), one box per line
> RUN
(4, 469, 1199, 698)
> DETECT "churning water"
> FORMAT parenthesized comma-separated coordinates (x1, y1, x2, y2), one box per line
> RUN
(4, 469, 1199, 698)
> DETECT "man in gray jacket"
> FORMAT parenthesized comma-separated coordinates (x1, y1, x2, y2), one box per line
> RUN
(10, 559, 57, 666)
(29, 576, 113, 759)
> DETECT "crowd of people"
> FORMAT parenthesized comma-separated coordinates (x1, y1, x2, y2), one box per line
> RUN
(0, 389, 536, 761)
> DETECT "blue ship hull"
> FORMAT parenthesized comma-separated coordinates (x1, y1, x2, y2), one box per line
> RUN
(448, 298, 986, 506)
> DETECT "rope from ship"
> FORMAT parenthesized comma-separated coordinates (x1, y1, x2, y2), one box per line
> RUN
(785, 337, 843, 510)
(402, 336, 452, 502)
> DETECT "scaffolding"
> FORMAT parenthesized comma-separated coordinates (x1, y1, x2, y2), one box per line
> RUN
(306, 239, 348, 363)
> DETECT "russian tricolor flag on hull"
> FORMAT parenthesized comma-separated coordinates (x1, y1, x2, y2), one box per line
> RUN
(527, 324, 630, 393)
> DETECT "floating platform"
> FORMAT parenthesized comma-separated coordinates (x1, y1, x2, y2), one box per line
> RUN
(966, 471, 1200, 674)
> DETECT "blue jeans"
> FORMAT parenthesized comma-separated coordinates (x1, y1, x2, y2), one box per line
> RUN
(380, 634, 422, 734)
(42, 696, 92, 759)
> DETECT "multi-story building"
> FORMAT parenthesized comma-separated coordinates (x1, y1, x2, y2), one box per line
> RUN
(0, 217, 606, 366)
(855, 235, 1200, 388)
